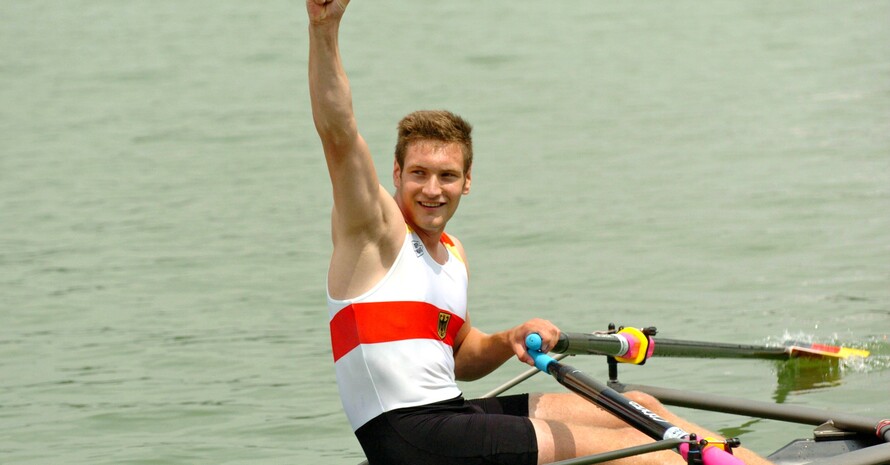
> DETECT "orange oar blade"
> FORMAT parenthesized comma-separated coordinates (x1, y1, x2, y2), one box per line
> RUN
(785, 341, 870, 359)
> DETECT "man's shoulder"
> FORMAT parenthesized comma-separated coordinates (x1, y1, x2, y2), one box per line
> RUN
(441, 232, 469, 268)
(328, 217, 408, 300)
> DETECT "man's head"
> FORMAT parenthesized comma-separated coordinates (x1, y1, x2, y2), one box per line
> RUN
(392, 110, 473, 234)
(394, 110, 473, 174)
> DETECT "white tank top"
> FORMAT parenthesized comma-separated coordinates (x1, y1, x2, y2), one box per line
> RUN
(327, 228, 469, 431)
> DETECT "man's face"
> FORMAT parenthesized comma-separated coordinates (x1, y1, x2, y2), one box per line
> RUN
(393, 140, 471, 234)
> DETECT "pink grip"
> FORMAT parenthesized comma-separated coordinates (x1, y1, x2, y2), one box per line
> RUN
(625, 333, 641, 356)
(615, 327, 652, 364)
(680, 442, 745, 465)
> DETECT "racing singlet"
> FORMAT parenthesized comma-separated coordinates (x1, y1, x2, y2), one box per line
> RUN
(327, 228, 468, 431)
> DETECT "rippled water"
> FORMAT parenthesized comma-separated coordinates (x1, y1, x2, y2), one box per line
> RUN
(2, 1, 888, 463)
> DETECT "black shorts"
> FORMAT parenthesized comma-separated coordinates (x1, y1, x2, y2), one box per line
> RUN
(355, 394, 537, 465)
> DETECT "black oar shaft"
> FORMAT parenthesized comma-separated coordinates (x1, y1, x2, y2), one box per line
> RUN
(616, 382, 890, 442)
(553, 332, 625, 356)
(653, 338, 789, 360)
(553, 332, 791, 360)
(547, 361, 684, 441)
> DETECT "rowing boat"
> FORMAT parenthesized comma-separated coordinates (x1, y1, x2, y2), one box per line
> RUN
(356, 326, 888, 465)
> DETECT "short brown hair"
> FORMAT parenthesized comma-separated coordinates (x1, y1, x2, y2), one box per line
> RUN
(395, 110, 473, 173)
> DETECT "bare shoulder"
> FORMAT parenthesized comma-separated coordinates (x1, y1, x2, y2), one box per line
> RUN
(445, 232, 470, 272)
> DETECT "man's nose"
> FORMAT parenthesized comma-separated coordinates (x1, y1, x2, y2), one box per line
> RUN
(422, 176, 442, 196)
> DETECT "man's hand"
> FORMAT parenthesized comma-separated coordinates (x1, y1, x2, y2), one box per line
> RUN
(306, 0, 349, 26)
(509, 318, 560, 366)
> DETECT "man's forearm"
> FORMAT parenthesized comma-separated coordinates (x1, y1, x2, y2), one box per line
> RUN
(454, 319, 561, 381)
(308, 21, 357, 151)
(454, 329, 514, 381)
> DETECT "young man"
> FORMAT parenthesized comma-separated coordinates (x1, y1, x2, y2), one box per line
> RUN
(307, 1, 774, 464)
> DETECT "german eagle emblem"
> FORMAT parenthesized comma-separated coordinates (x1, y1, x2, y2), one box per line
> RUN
(437, 312, 451, 340)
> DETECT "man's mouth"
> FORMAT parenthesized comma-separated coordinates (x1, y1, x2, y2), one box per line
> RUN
(420, 201, 444, 208)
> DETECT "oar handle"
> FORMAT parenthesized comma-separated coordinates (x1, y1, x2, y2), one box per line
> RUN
(525, 333, 557, 372)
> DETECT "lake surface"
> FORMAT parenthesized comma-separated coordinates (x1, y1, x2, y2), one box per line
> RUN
(2, 1, 888, 463)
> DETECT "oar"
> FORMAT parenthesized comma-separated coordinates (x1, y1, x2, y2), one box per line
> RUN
(654, 338, 869, 360)
(553, 331, 870, 361)
(608, 382, 890, 444)
(526, 334, 746, 465)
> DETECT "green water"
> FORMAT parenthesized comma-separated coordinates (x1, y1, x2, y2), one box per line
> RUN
(2, 1, 888, 463)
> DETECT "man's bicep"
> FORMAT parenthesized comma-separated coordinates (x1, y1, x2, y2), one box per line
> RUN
(325, 136, 392, 231)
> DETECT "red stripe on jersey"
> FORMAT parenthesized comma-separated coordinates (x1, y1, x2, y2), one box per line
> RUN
(330, 301, 465, 362)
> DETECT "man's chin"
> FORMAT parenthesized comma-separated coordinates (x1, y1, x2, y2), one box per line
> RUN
(414, 217, 447, 232)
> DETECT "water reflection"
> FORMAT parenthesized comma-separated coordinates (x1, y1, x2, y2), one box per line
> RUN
(772, 358, 843, 404)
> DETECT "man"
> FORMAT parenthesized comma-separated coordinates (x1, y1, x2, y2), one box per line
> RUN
(307, 1, 774, 464)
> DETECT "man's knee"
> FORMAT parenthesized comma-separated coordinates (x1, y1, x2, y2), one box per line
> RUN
(529, 392, 581, 415)
(624, 390, 663, 409)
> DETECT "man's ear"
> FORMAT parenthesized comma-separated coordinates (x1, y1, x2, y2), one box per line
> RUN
(462, 169, 471, 195)
(392, 159, 402, 189)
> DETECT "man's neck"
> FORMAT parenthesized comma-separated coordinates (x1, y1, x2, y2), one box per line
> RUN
(405, 220, 447, 263)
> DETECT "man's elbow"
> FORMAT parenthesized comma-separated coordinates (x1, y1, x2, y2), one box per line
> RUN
(454, 358, 496, 382)
(454, 369, 483, 383)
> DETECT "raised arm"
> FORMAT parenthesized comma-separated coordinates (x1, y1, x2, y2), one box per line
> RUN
(307, 0, 405, 300)
(307, 0, 396, 236)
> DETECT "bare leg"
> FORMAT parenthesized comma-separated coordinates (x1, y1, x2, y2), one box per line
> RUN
(530, 418, 685, 465)
(529, 392, 775, 465)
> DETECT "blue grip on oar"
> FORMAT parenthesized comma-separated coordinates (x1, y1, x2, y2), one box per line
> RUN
(526, 333, 557, 373)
